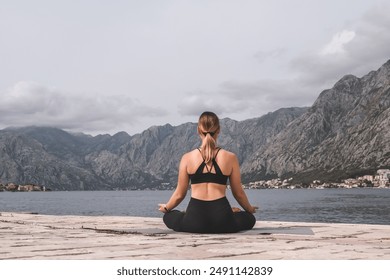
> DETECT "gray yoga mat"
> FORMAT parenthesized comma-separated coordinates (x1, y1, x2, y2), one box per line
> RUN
(90, 226, 314, 236)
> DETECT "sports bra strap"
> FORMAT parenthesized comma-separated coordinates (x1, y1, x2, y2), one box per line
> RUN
(214, 147, 222, 158)
(211, 158, 223, 175)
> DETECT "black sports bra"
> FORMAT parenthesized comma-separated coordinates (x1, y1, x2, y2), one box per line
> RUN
(189, 148, 229, 185)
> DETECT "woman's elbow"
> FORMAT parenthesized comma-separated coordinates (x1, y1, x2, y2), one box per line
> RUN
(176, 193, 186, 201)
(174, 190, 187, 201)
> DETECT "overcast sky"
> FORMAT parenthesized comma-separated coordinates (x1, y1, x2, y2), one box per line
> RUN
(1, 0, 389, 135)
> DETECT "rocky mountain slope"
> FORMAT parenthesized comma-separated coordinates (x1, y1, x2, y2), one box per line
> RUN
(0, 60, 389, 190)
(243, 60, 390, 182)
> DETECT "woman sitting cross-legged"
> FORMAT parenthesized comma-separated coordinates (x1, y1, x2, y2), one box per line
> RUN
(158, 111, 257, 233)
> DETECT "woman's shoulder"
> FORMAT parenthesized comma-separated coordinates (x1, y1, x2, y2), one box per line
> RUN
(217, 148, 237, 159)
(182, 149, 201, 160)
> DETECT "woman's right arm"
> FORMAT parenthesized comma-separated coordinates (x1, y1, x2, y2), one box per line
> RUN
(229, 153, 257, 213)
(158, 154, 189, 213)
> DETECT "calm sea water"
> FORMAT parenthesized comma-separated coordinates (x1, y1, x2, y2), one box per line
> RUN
(1, 188, 389, 225)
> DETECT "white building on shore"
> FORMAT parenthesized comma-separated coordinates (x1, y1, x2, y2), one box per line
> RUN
(376, 169, 390, 188)
(357, 169, 390, 188)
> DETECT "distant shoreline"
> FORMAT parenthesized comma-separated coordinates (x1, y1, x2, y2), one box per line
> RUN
(2, 168, 388, 191)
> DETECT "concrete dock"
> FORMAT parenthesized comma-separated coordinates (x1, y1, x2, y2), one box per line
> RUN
(1, 212, 389, 260)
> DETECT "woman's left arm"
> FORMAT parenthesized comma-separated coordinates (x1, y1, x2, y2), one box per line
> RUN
(158, 154, 189, 213)
(229, 153, 257, 213)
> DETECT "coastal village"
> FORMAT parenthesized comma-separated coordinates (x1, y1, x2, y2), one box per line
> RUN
(0, 183, 48, 192)
(1, 169, 389, 192)
(246, 169, 390, 189)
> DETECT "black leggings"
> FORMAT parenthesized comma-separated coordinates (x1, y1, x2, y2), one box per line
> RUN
(163, 197, 256, 233)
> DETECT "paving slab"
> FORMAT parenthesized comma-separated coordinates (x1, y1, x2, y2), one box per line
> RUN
(1, 212, 389, 260)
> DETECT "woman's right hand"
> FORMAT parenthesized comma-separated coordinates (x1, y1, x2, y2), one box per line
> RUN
(248, 206, 258, 213)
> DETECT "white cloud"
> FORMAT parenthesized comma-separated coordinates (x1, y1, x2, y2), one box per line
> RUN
(290, 3, 390, 91)
(320, 30, 356, 55)
(0, 81, 167, 135)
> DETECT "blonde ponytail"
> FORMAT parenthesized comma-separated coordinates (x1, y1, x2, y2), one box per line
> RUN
(198, 112, 220, 163)
(201, 133, 216, 163)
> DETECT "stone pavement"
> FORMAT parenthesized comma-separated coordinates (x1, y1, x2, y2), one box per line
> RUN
(1, 212, 389, 259)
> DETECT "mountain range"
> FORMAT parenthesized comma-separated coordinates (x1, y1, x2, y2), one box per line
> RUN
(1, 60, 389, 190)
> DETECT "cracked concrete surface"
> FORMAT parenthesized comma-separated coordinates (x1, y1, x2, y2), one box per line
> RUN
(1, 212, 389, 260)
